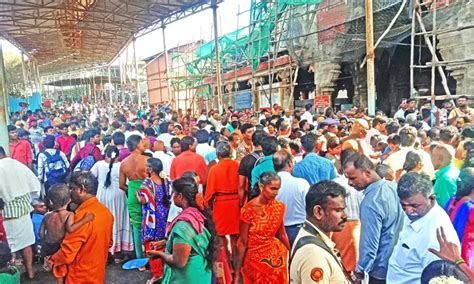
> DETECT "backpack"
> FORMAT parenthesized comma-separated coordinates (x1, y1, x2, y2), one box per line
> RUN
(248, 152, 266, 201)
(43, 150, 68, 185)
(251, 152, 265, 168)
(76, 147, 97, 171)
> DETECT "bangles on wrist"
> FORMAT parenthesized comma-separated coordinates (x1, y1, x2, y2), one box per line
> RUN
(454, 257, 466, 266)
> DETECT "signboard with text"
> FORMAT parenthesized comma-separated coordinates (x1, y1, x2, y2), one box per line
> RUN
(233, 90, 253, 111)
(314, 95, 331, 109)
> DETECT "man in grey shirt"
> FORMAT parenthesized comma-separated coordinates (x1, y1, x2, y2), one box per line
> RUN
(343, 153, 405, 283)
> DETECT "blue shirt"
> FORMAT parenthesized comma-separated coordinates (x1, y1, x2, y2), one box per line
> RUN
(293, 153, 336, 185)
(357, 179, 405, 280)
(31, 213, 44, 245)
(251, 155, 275, 186)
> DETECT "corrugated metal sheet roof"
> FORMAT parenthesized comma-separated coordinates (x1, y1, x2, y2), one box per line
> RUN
(0, 0, 211, 73)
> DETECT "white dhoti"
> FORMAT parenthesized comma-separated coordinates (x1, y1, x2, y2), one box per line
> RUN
(4, 214, 35, 252)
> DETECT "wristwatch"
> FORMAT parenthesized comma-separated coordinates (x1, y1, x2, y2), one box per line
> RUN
(351, 272, 365, 281)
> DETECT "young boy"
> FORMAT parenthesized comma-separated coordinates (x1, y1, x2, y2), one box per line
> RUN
(31, 199, 47, 261)
(382, 134, 401, 161)
(0, 243, 19, 283)
(40, 184, 94, 283)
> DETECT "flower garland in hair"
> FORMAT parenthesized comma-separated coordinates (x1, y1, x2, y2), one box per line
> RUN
(110, 151, 117, 160)
(159, 171, 172, 203)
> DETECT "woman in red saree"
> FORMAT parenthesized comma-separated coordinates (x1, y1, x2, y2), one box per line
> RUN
(233, 172, 290, 284)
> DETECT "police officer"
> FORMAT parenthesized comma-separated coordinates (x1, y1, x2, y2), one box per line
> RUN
(290, 180, 350, 283)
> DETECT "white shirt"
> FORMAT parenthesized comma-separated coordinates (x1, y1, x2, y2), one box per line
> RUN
(383, 146, 435, 180)
(153, 151, 174, 176)
(365, 128, 386, 147)
(387, 204, 460, 283)
(276, 171, 310, 226)
(394, 108, 405, 120)
(196, 143, 215, 164)
(157, 133, 175, 149)
(37, 149, 70, 183)
(198, 114, 208, 122)
(301, 111, 314, 125)
(125, 130, 144, 141)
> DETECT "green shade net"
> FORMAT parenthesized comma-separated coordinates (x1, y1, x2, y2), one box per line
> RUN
(168, 0, 327, 97)
(277, 0, 323, 5)
(191, 1, 290, 73)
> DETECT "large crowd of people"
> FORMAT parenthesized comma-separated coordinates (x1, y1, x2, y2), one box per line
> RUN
(0, 95, 473, 283)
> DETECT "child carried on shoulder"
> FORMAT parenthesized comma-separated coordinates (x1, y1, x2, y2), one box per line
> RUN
(40, 184, 94, 284)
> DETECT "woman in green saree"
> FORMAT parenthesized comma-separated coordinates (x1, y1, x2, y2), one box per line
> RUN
(147, 176, 218, 284)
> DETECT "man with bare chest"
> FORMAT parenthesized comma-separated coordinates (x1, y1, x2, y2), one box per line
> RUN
(119, 135, 149, 259)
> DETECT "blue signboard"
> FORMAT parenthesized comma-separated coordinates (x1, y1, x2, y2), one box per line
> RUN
(233, 90, 252, 111)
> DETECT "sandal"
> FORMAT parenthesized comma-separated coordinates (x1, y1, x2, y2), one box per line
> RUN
(146, 277, 162, 284)
(114, 257, 126, 264)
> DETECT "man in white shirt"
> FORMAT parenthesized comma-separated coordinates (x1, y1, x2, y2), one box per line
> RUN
(197, 109, 208, 122)
(301, 103, 314, 125)
(273, 150, 310, 246)
(384, 126, 435, 179)
(152, 140, 174, 176)
(365, 116, 387, 146)
(157, 122, 175, 150)
(393, 99, 407, 121)
(387, 172, 460, 283)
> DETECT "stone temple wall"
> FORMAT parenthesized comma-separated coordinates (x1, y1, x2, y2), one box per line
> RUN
(301, 1, 467, 110)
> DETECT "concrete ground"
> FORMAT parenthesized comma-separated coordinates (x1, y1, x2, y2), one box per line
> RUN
(22, 262, 152, 284)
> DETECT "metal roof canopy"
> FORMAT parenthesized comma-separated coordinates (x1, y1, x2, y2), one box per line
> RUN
(0, 0, 214, 74)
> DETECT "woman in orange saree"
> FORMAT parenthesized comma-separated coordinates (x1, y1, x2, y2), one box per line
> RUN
(233, 172, 290, 284)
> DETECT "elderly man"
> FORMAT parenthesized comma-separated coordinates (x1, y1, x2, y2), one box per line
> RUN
(290, 181, 350, 283)
(384, 126, 435, 179)
(431, 144, 460, 206)
(387, 172, 460, 283)
(341, 119, 374, 160)
(0, 148, 40, 279)
(273, 150, 310, 246)
(344, 153, 405, 283)
(51, 172, 113, 283)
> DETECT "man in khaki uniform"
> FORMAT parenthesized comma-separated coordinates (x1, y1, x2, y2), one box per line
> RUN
(290, 181, 350, 283)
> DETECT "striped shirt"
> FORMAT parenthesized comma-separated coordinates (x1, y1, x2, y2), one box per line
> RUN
(3, 194, 32, 219)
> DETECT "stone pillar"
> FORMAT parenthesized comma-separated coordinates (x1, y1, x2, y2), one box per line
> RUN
(438, 2, 474, 96)
(352, 61, 368, 108)
(314, 61, 341, 97)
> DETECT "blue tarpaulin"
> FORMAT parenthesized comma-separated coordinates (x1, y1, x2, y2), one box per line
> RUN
(8, 91, 42, 113)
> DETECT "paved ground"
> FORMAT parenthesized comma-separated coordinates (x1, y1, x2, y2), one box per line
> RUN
(21, 262, 152, 284)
